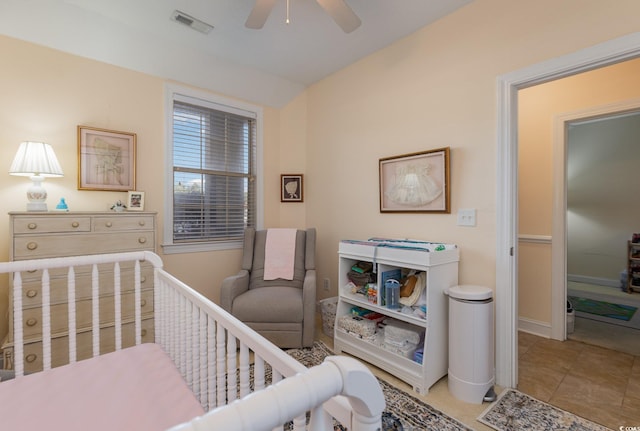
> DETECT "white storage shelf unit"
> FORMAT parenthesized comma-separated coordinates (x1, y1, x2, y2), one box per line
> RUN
(334, 239, 459, 395)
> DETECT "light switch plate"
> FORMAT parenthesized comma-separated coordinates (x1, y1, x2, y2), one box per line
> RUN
(457, 208, 476, 226)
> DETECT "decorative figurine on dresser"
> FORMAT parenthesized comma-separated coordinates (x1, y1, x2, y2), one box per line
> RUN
(2, 211, 157, 373)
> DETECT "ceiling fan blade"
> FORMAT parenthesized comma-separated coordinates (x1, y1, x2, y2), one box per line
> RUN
(316, 0, 361, 33)
(245, 0, 278, 29)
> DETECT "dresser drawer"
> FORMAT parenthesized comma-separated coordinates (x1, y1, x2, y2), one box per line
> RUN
(93, 216, 155, 232)
(5, 318, 154, 373)
(13, 216, 91, 234)
(17, 290, 154, 339)
(13, 231, 155, 259)
(16, 264, 154, 308)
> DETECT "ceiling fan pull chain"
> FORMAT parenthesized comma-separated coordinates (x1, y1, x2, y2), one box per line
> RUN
(286, 0, 291, 24)
(245, 0, 360, 33)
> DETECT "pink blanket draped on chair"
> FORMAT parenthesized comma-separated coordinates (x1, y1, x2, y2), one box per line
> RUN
(264, 228, 297, 280)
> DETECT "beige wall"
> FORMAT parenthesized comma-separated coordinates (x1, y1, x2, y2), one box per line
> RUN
(0, 36, 293, 341)
(1, 0, 640, 342)
(518, 58, 640, 325)
(302, 0, 640, 304)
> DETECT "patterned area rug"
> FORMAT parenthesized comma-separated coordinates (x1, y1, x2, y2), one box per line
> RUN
(285, 341, 473, 431)
(478, 389, 610, 431)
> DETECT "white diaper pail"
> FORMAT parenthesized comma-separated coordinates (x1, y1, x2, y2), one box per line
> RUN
(446, 285, 496, 404)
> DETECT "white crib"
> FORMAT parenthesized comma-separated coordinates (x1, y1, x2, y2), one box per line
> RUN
(0, 251, 384, 431)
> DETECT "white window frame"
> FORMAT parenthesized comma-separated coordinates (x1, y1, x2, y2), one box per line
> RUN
(162, 83, 264, 254)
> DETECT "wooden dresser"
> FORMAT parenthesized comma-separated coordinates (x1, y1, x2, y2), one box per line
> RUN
(3, 211, 156, 372)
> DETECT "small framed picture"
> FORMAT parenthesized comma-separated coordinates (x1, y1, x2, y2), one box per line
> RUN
(78, 126, 136, 191)
(379, 147, 450, 213)
(127, 191, 145, 211)
(281, 174, 303, 202)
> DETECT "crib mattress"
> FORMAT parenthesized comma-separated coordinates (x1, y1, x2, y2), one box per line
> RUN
(0, 343, 205, 431)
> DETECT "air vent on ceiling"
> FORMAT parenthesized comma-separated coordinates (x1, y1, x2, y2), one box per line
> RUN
(171, 10, 213, 34)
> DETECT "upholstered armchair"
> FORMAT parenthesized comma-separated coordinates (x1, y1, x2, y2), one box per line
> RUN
(220, 227, 316, 348)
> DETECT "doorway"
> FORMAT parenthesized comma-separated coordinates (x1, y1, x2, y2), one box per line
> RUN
(518, 76, 640, 342)
(564, 108, 640, 356)
(495, 32, 640, 389)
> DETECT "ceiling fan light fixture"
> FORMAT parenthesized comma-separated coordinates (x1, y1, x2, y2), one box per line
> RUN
(171, 10, 214, 34)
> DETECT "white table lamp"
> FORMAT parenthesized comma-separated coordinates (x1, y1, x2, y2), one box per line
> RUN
(9, 141, 64, 211)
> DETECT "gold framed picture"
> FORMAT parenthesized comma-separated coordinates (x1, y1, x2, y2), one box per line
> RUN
(78, 126, 136, 191)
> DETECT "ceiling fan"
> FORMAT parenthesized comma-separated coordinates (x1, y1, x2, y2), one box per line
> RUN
(245, 0, 361, 33)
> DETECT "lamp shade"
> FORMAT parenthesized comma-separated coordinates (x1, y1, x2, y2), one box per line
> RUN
(9, 141, 64, 177)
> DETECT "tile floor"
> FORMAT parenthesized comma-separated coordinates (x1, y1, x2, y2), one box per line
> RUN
(316, 314, 640, 430)
(518, 329, 640, 429)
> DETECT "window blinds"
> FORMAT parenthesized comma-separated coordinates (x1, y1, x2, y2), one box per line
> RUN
(172, 100, 256, 242)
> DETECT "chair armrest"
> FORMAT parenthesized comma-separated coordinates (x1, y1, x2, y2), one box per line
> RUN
(220, 270, 250, 313)
(301, 269, 317, 347)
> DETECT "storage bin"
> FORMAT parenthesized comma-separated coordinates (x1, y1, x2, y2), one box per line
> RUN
(338, 315, 377, 339)
(319, 297, 338, 337)
(383, 319, 423, 346)
(384, 341, 418, 360)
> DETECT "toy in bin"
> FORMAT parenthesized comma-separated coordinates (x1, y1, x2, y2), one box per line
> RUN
(366, 283, 377, 304)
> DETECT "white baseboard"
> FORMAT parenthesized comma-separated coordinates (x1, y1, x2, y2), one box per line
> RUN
(518, 317, 551, 338)
(567, 274, 620, 288)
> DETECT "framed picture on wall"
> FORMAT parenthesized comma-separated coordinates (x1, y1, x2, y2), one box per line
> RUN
(379, 147, 450, 213)
(78, 126, 136, 191)
(281, 174, 303, 202)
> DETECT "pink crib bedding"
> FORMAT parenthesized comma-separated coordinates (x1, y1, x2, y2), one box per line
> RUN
(0, 343, 204, 431)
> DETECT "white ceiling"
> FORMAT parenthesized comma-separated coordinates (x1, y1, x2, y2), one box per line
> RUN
(0, 0, 472, 107)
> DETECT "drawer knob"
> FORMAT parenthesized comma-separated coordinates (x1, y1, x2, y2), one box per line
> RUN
(105, 221, 113, 228)
(26, 242, 38, 251)
(141, 329, 147, 337)
(26, 318, 37, 327)
(71, 221, 80, 228)
(139, 220, 146, 227)
(26, 290, 38, 298)
(27, 223, 37, 230)
(140, 276, 146, 283)
(141, 299, 147, 307)
(25, 353, 37, 363)
(138, 237, 147, 244)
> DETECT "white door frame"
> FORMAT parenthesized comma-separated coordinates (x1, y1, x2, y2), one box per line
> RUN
(495, 32, 640, 388)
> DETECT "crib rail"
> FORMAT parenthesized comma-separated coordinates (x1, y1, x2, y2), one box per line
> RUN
(1, 251, 384, 431)
(0, 251, 160, 377)
(154, 262, 384, 431)
(169, 355, 384, 431)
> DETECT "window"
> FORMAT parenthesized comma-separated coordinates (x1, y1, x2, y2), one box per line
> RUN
(164, 85, 262, 253)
